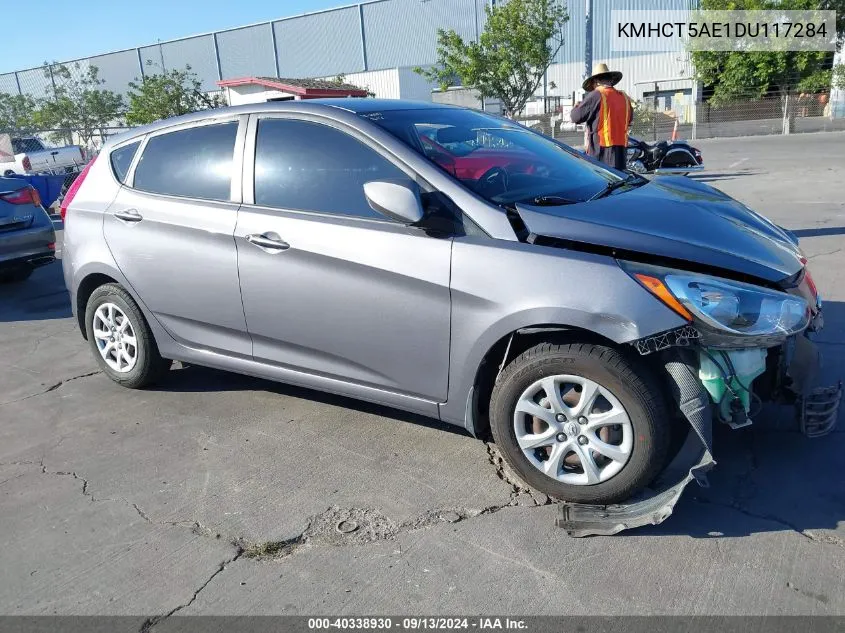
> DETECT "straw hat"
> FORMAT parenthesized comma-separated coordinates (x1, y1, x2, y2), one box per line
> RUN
(582, 62, 623, 92)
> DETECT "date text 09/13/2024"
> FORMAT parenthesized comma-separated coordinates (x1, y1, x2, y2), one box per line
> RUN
(308, 618, 528, 630)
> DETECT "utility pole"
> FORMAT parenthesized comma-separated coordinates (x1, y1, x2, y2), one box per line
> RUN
(584, 0, 593, 88)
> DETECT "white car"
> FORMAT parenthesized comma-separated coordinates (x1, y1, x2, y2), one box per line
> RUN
(0, 135, 86, 176)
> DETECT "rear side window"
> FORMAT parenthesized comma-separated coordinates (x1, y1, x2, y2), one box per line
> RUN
(133, 122, 237, 201)
(254, 118, 406, 219)
(110, 141, 140, 183)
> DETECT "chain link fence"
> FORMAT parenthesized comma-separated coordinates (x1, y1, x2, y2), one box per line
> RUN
(2, 122, 133, 211)
(0, 61, 140, 210)
(524, 88, 845, 146)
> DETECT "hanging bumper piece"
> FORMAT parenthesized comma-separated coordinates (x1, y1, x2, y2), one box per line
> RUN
(557, 349, 715, 537)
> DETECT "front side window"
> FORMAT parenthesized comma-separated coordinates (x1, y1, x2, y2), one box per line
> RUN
(254, 118, 406, 219)
(133, 122, 237, 201)
(110, 141, 141, 183)
(365, 108, 621, 206)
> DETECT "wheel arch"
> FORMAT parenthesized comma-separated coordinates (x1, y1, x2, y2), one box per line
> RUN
(73, 264, 147, 341)
(460, 324, 630, 439)
(75, 272, 119, 339)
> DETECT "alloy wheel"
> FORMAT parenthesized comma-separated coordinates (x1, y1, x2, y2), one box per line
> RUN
(513, 374, 633, 485)
(92, 302, 138, 373)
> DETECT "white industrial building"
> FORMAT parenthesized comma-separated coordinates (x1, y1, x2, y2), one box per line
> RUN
(0, 0, 699, 115)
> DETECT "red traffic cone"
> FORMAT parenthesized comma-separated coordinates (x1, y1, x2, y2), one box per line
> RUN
(671, 118, 679, 141)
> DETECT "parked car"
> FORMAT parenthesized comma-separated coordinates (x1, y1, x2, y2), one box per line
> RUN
(0, 176, 56, 282)
(416, 124, 540, 180)
(61, 100, 838, 519)
(1, 134, 86, 176)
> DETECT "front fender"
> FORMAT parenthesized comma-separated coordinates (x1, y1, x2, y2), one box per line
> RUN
(439, 237, 686, 427)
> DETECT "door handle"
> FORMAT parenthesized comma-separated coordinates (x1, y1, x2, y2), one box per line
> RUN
(114, 209, 143, 222)
(246, 233, 290, 252)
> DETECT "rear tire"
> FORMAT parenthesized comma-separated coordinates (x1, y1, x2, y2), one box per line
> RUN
(84, 283, 170, 389)
(489, 342, 669, 504)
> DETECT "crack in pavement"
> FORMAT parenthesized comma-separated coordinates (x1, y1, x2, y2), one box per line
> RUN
(243, 503, 513, 563)
(132, 503, 153, 523)
(32, 460, 230, 541)
(0, 370, 102, 407)
(139, 544, 245, 633)
(484, 442, 555, 508)
(16, 458, 249, 632)
(807, 247, 844, 260)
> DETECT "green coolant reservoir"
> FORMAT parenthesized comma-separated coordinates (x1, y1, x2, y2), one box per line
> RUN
(699, 348, 767, 421)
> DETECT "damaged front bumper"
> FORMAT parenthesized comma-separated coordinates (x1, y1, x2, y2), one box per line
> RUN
(786, 333, 842, 438)
(558, 349, 715, 536)
(558, 327, 841, 537)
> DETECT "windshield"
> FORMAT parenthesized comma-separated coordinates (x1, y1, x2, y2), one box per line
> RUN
(363, 108, 623, 205)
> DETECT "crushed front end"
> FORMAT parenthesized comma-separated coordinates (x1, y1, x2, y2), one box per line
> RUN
(558, 259, 840, 536)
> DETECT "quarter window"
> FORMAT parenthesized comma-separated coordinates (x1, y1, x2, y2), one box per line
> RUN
(254, 119, 406, 219)
(133, 122, 237, 201)
(110, 141, 141, 183)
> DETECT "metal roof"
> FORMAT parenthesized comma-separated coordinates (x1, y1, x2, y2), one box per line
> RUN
(217, 76, 369, 96)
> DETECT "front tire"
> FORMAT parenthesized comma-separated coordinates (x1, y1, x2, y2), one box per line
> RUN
(489, 342, 669, 504)
(84, 283, 170, 388)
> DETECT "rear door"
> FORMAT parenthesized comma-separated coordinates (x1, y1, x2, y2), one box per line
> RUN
(234, 114, 452, 401)
(103, 116, 251, 356)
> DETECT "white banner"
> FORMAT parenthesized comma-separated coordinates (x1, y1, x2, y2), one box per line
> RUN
(612, 10, 838, 52)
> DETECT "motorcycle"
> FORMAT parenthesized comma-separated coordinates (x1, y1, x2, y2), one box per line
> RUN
(627, 136, 704, 176)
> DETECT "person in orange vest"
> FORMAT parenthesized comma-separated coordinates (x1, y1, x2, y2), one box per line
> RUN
(570, 63, 633, 171)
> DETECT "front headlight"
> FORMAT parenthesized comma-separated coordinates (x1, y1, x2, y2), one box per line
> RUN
(621, 262, 810, 348)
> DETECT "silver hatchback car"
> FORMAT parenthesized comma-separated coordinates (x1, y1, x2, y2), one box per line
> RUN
(63, 99, 836, 512)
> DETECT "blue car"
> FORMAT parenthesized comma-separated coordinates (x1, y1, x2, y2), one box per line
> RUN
(0, 176, 56, 282)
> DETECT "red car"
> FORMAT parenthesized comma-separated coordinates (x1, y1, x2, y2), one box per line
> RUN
(417, 126, 542, 181)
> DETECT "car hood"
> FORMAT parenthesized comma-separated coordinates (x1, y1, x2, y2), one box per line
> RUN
(515, 176, 803, 283)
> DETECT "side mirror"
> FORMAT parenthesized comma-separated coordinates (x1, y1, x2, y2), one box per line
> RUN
(363, 179, 425, 225)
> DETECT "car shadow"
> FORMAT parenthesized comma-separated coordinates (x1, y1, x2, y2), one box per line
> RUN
(0, 261, 72, 322)
(157, 362, 471, 437)
(688, 170, 762, 183)
(791, 226, 845, 238)
(632, 300, 844, 539)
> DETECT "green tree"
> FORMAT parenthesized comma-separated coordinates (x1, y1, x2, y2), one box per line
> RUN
(834, 62, 845, 89)
(691, 0, 843, 131)
(414, 0, 569, 117)
(125, 64, 224, 125)
(0, 92, 39, 134)
(35, 62, 125, 146)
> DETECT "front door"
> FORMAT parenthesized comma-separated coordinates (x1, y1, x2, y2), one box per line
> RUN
(103, 118, 251, 356)
(235, 116, 452, 401)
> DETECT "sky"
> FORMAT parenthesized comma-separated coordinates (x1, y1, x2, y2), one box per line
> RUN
(1, 0, 346, 73)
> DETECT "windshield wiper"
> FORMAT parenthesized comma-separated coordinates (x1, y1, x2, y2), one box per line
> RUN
(589, 173, 644, 201)
(530, 195, 578, 206)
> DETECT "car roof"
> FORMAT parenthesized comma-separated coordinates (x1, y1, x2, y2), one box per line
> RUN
(308, 98, 457, 113)
(103, 99, 460, 149)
